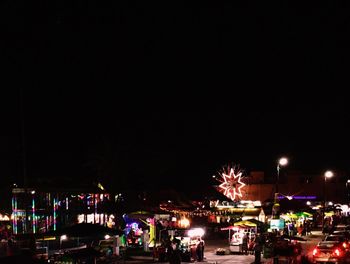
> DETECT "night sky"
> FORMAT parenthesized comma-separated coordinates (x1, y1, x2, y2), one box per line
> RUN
(1, 1, 350, 207)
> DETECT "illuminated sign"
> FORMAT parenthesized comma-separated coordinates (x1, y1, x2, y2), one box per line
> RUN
(270, 219, 285, 230)
(278, 195, 317, 200)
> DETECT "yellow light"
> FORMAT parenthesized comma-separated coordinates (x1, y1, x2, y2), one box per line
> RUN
(0, 214, 10, 221)
(179, 217, 190, 228)
(37, 236, 56, 241)
(97, 182, 105, 191)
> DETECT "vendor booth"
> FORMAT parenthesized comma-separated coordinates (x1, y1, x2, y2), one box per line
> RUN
(221, 220, 257, 253)
(153, 227, 205, 262)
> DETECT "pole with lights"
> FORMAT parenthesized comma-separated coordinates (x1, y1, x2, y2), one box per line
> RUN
(60, 234, 67, 251)
(322, 170, 334, 233)
(272, 157, 288, 219)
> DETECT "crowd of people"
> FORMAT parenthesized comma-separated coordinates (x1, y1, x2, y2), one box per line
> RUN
(161, 235, 205, 264)
(283, 220, 313, 237)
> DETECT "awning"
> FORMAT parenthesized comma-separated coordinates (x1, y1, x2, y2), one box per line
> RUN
(233, 220, 257, 227)
(325, 211, 335, 217)
(280, 213, 298, 220)
(295, 212, 312, 218)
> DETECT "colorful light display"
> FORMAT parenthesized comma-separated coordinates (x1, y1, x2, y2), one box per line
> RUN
(12, 188, 112, 234)
(32, 195, 36, 233)
(216, 166, 246, 201)
(178, 217, 190, 228)
(53, 198, 57, 231)
(12, 196, 17, 234)
(149, 218, 155, 247)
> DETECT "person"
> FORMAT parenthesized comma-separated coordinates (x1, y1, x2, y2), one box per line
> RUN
(297, 224, 304, 236)
(169, 240, 181, 264)
(248, 236, 255, 255)
(127, 229, 135, 245)
(254, 233, 262, 264)
(199, 237, 205, 260)
(242, 233, 248, 255)
(200, 237, 205, 260)
(196, 237, 204, 261)
(288, 222, 294, 237)
(143, 230, 150, 252)
(106, 246, 113, 258)
(166, 237, 173, 262)
(305, 221, 311, 236)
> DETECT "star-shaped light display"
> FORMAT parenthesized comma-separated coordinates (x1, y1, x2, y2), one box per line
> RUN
(217, 167, 246, 201)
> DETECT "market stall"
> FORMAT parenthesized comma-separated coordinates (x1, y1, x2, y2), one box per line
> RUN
(221, 220, 257, 253)
(153, 227, 205, 262)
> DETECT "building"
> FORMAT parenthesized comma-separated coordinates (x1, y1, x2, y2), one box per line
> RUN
(240, 171, 349, 204)
(12, 184, 115, 234)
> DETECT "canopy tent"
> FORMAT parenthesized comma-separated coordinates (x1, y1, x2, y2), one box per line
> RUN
(280, 213, 298, 221)
(295, 212, 312, 218)
(325, 211, 335, 217)
(243, 218, 265, 226)
(233, 220, 257, 227)
(221, 220, 257, 245)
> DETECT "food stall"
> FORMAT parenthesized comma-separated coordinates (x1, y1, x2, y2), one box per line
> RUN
(221, 220, 257, 253)
(187, 228, 205, 261)
(153, 227, 205, 262)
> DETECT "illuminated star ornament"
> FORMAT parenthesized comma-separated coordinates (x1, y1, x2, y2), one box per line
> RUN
(217, 166, 246, 201)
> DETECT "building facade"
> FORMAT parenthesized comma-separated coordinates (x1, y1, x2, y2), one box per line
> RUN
(240, 171, 349, 204)
(12, 187, 115, 234)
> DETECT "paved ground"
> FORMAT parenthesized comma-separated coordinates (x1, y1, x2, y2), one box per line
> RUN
(123, 230, 325, 264)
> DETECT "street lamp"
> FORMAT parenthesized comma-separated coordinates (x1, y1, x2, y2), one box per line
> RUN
(276, 158, 288, 194)
(272, 157, 288, 219)
(346, 180, 350, 202)
(322, 170, 334, 233)
(60, 234, 67, 251)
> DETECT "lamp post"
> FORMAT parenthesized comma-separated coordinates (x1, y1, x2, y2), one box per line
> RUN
(60, 234, 67, 251)
(346, 180, 350, 202)
(272, 157, 288, 219)
(322, 170, 334, 233)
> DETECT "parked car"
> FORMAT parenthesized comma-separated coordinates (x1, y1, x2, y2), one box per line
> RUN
(331, 231, 350, 241)
(313, 238, 350, 263)
(323, 235, 349, 245)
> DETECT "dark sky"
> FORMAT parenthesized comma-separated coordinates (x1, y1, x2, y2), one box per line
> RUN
(1, 1, 350, 203)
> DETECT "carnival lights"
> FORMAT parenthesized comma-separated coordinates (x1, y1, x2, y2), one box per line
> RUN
(188, 228, 205, 238)
(53, 198, 57, 231)
(32, 195, 36, 233)
(11, 196, 18, 234)
(0, 214, 10, 221)
(178, 217, 190, 228)
(216, 166, 246, 201)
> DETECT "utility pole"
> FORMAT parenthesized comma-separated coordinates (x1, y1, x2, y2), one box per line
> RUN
(19, 88, 29, 232)
(20, 88, 27, 187)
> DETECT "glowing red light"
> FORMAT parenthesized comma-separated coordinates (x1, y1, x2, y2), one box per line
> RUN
(312, 248, 318, 256)
(343, 242, 347, 248)
(333, 248, 342, 257)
